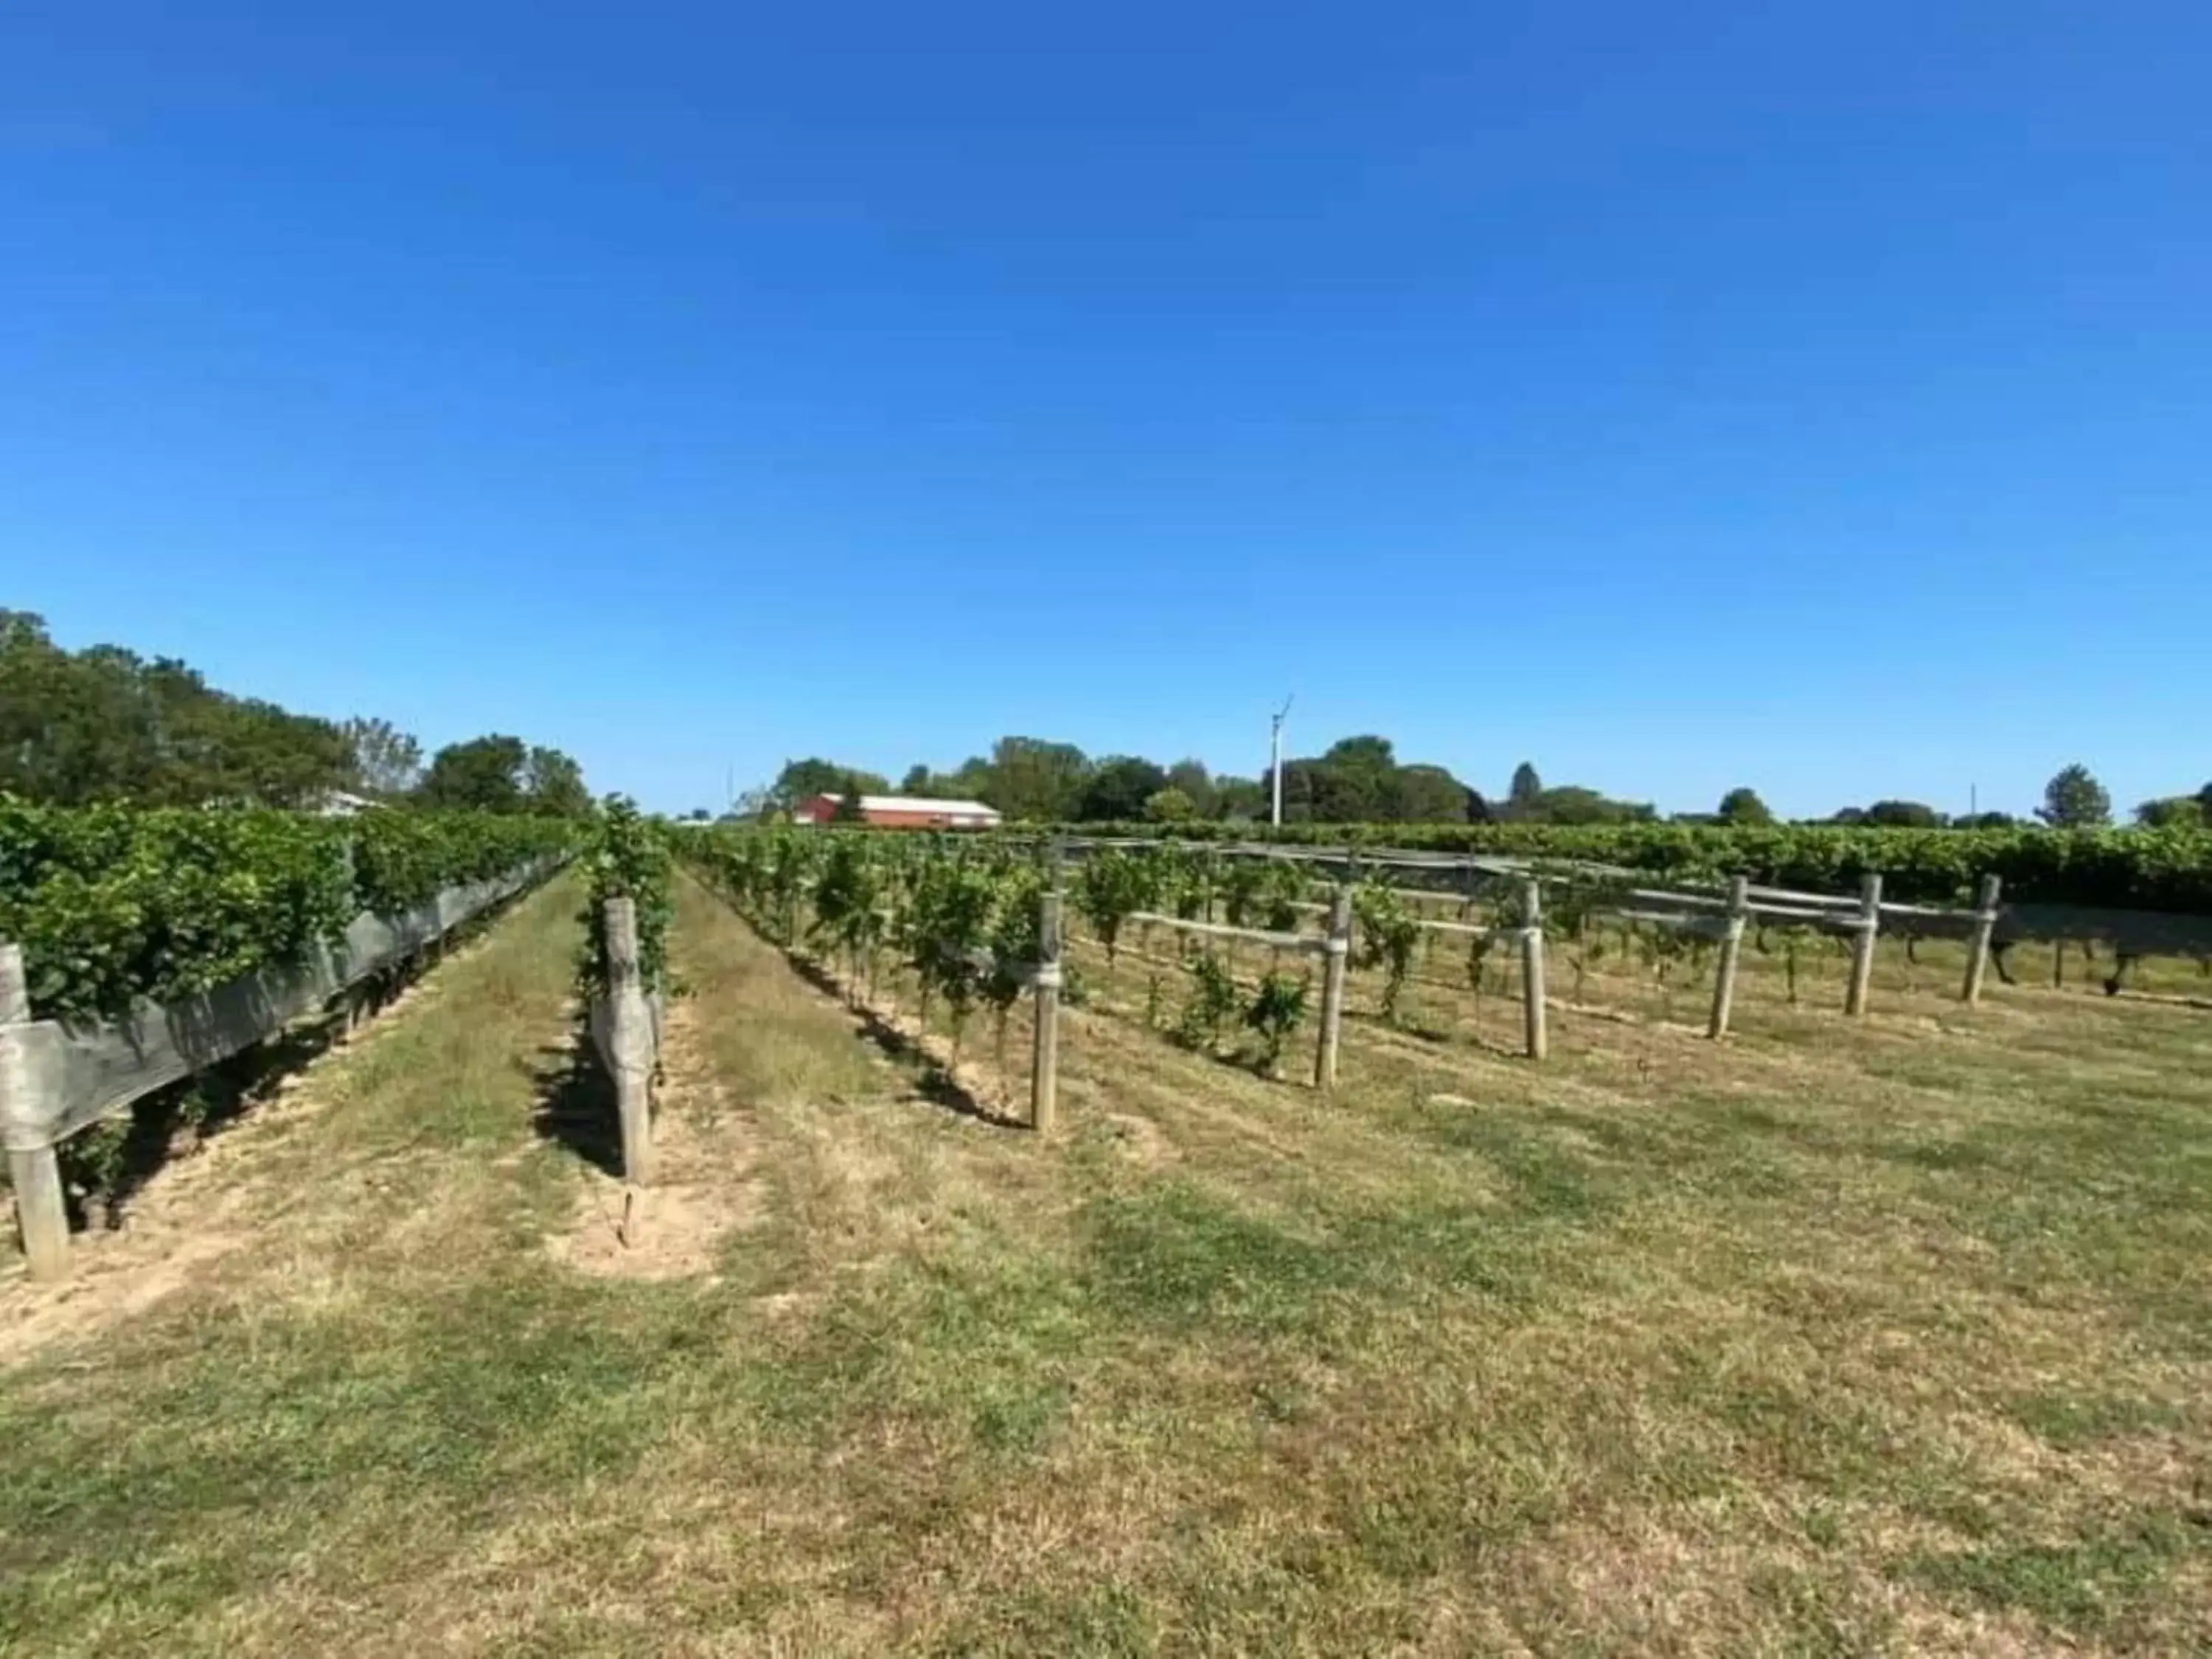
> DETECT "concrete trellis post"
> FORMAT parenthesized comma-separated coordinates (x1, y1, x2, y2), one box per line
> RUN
(1314, 888, 1352, 1090)
(1707, 874, 1750, 1040)
(1962, 874, 2003, 1006)
(1519, 877, 1549, 1060)
(1845, 872, 1883, 1017)
(1030, 878, 1063, 1134)
(1, 944, 68, 1282)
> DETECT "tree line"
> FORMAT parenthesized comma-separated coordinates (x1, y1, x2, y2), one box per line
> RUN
(746, 739, 1659, 827)
(0, 611, 591, 815)
(745, 737, 2209, 832)
(1804, 766, 2211, 831)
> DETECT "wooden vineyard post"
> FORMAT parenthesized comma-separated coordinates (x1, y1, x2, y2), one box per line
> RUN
(2052, 939, 2066, 989)
(1961, 874, 2003, 1006)
(1844, 872, 1883, 1018)
(1519, 877, 1549, 1060)
(1030, 875, 1062, 1135)
(1707, 874, 1750, 1040)
(604, 897, 655, 1189)
(1314, 888, 1352, 1091)
(1, 943, 68, 1282)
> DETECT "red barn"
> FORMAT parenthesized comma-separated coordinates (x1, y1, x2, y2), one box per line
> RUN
(792, 793, 1004, 831)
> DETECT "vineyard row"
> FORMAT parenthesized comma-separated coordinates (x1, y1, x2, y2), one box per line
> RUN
(1036, 819, 2212, 914)
(0, 801, 581, 1021)
(665, 827, 2017, 1141)
(2, 842, 568, 1281)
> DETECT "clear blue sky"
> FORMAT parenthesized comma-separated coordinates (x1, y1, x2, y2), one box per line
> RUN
(6, 1, 2207, 819)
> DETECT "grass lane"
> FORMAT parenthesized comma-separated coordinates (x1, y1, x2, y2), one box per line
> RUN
(2, 872, 2207, 1655)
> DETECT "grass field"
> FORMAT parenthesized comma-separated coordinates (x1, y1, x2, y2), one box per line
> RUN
(3, 870, 2209, 1655)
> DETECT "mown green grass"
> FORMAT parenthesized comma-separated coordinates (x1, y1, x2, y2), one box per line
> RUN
(1, 873, 2208, 1655)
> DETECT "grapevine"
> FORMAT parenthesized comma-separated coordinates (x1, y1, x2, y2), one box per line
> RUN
(0, 796, 576, 1022)
(1027, 821, 2212, 913)
(1243, 971, 1312, 1077)
(1352, 879, 1420, 1023)
(577, 796, 673, 1001)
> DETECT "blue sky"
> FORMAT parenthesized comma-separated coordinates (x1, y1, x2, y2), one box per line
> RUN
(5, 1, 2208, 818)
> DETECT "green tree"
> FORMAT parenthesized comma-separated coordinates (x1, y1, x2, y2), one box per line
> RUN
(899, 763, 932, 794)
(1389, 763, 1470, 824)
(1214, 776, 1267, 821)
(1267, 736, 1403, 823)
(772, 757, 888, 809)
(1315, 736, 1397, 820)
(0, 615, 140, 801)
(417, 735, 530, 813)
(524, 746, 592, 817)
(2037, 764, 2112, 830)
(1509, 762, 1543, 811)
(1533, 785, 1646, 825)
(1255, 740, 1477, 824)
(1079, 756, 1169, 821)
(1143, 785, 1196, 822)
(985, 737, 1091, 821)
(831, 779, 869, 823)
(1326, 735, 1397, 769)
(1863, 800, 1942, 828)
(125, 676, 349, 807)
(2135, 796, 2203, 828)
(2195, 781, 2212, 818)
(1165, 758, 1217, 818)
(942, 757, 996, 801)
(0, 612, 351, 807)
(1717, 786, 1774, 826)
(342, 717, 423, 797)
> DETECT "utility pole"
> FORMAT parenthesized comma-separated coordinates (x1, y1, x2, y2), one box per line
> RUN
(1270, 695, 1293, 829)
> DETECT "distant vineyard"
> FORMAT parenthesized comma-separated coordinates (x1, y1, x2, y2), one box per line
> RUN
(674, 824, 2019, 1102)
(681, 824, 1321, 1000)
(676, 824, 1342, 1097)
(1040, 821, 2212, 914)
(0, 801, 579, 1020)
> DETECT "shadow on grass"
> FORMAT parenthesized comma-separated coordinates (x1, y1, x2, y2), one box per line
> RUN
(1340, 1001, 1534, 1062)
(66, 961, 425, 1234)
(780, 952, 1029, 1131)
(1068, 973, 1298, 1089)
(528, 1020, 624, 1178)
(1155, 1024, 1305, 1088)
(62, 891, 554, 1234)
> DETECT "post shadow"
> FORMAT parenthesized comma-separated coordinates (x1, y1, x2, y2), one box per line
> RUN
(526, 1016, 625, 1178)
(779, 950, 1026, 1130)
